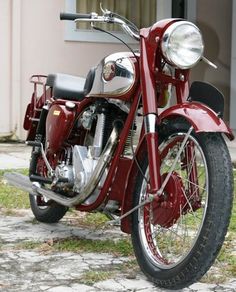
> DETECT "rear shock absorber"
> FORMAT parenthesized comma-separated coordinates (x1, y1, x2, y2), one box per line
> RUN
(29, 104, 49, 175)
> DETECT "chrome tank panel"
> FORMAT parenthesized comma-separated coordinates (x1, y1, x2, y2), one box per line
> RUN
(88, 52, 136, 99)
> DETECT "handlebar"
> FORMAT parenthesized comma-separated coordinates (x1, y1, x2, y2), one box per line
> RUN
(60, 11, 140, 41)
(60, 12, 91, 21)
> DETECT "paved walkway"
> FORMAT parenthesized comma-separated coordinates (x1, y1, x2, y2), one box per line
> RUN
(0, 211, 235, 292)
(0, 143, 30, 169)
(0, 142, 236, 291)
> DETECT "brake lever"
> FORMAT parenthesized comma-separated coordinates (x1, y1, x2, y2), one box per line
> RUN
(100, 2, 110, 15)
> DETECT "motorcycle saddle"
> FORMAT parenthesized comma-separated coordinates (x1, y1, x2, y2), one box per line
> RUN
(46, 68, 95, 101)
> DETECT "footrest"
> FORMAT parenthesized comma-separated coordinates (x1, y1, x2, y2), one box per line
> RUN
(26, 141, 41, 147)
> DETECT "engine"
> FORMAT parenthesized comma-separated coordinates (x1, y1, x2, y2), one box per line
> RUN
(53, 100, 128, 205)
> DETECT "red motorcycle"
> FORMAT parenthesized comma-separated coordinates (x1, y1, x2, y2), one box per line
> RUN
(6, 7, 234, 289)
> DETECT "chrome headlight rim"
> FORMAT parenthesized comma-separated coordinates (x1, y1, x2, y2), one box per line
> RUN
(161, 21, 204, 70)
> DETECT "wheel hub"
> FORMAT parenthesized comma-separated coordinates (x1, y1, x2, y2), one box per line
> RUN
(151, 172, 187, 228)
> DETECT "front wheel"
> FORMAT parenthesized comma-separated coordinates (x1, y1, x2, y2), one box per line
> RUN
(131, 120, 234, 289)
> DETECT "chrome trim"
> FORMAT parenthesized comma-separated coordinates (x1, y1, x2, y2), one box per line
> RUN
(36, 126, 119, 207)
(144, 114, 157, 134)
(161, 21, 204, 69)
(40, 143, 54, 176)
(88, 52, 135, 98)
(90, 113, 106, 158)
(30, 118, 40, 122)
(5, 126, 119, 208)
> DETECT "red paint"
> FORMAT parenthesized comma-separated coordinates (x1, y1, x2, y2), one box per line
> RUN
(77, 88, 141, 212)
(140, 36, 157, 114)
(107, 157, 132, 202)
(24, 17, 234, 237)
(46, 104, 76, 153)
(159, 102, 234, 139)
(152, 172, 186, 228)
(145, 132, 161, 193)
(24, 76, 52, 141)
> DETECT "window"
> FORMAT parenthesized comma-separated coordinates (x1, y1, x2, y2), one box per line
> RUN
(76, 0, 157, 31)
(64, 0, 157, 43)
(64, 0, 196, 42)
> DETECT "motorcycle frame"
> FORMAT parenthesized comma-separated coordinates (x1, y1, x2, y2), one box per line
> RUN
(24, 18, 234, 234)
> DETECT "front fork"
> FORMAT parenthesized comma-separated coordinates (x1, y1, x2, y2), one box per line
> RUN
(144, 114, 161, 194)
(140, 32, 193, 196)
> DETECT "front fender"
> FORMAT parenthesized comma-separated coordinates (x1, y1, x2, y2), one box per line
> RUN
(121, 101, 234, 234)
(160, 102, 234, 140)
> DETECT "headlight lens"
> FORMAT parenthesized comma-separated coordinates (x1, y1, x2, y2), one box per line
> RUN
(161, 21, 204, 69)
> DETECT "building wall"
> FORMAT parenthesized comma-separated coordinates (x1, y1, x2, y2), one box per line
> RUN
(0, 1, 12, 135)
(0, 0, 234, 139)
(191, 0, 232, 123)
(2, 0, 125, 139)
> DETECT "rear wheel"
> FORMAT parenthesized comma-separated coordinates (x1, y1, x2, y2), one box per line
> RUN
(29, 152, 68, 223)
(131, 119, 234, 289)
(29, 194, 68, 223)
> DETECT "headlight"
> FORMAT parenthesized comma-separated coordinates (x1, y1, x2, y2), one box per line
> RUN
(161, 21, 204, 69)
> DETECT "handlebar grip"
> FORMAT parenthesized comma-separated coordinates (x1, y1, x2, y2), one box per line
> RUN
(60, 12, 91, 21)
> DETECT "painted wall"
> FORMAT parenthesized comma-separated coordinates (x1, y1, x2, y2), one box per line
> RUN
(0, 0, 234, 139)
(1, 0, 125, 139)
(0, 1, 12, 135)
(191, 0, 232, 123)
(20, 0, 127, 139)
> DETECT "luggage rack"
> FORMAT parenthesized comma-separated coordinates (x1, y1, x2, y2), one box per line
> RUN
(24, 75, 52, 134)
(29, 75, 49, 112)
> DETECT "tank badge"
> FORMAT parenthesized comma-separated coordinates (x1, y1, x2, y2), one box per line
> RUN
(103, 61, 116, 81)
(53, 110, 60, 116)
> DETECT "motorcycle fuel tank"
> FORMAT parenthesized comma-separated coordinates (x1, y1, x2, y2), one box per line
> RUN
(88, 52, 137, 100)
(46, 103, 75, 153)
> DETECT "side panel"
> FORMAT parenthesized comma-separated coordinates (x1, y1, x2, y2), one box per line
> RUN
(108, 157, 132, 203)
(46, 104, 75, 153)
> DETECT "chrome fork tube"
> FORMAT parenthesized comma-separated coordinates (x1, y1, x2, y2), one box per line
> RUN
(144, 113, 161, 193)
(144, 113, 157, 134)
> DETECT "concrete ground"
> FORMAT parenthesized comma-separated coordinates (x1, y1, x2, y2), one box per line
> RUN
(0, 210, 235, 292)
(0, 137, 236, 170)
(0, 140, 236, 291)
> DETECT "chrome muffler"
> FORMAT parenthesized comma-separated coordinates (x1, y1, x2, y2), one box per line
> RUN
(4, 125, 120, 207)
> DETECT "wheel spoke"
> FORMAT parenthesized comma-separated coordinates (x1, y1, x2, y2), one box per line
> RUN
(138, 133, 209, 268)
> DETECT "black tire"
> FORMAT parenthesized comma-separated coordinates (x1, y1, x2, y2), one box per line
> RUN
(131, 119, 234, 289)
(29, 150, 68, 223)
(29, 194, 68, 223)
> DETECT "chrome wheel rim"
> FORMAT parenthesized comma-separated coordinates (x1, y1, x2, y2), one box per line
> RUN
(138, 133, 209, 269)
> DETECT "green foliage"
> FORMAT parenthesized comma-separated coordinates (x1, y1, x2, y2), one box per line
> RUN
(80, 270, 114, 285)
(0, 169, 30, 209)
(77, 212, 109, 227)
(53, 237, 133, 256)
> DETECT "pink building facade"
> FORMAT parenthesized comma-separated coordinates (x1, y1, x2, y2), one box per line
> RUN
(0, 0, 234, 139)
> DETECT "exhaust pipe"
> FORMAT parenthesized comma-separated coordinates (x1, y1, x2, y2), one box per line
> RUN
(4, 125, 120, 208)
(4, 172, 37, 195)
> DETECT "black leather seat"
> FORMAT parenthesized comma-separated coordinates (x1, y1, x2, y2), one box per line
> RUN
(46, 68, 95, 101)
